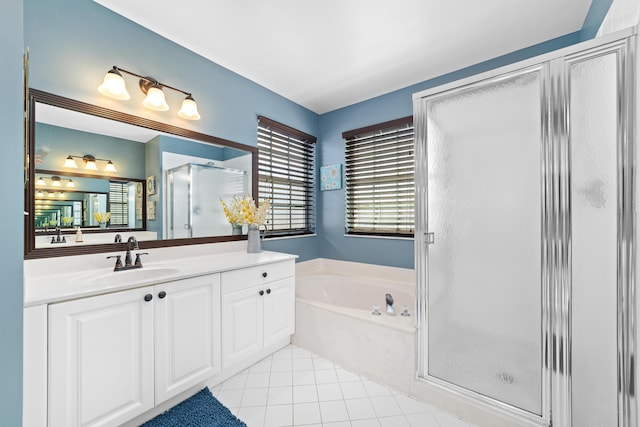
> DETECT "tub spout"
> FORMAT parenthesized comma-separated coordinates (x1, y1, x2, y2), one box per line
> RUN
(385, 293, 395, 316)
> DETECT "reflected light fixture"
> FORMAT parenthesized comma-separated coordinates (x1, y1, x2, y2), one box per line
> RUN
(36, 177, 46, 186)
(98, 65, 201, 120)
(62, 154, 117, 172)
(51, 176, 61, 187)
(66, 180, 75, 188)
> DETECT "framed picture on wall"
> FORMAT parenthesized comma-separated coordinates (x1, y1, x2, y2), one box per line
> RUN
(147, 201, 156, 220)
(146, 175, 156, 196)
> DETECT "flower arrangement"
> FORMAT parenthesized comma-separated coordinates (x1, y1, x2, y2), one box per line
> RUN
(61, 216, 74, 226)
(220, 195, 270, 226)
(93, 212, 111, 224)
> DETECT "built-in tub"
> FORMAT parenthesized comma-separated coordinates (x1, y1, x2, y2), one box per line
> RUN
(292, 258, 416, 393)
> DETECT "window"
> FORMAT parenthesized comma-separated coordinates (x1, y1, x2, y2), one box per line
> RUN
(108, 181, 129, 226)
(343, 116, 414, 237)
(257, 116, 316, 237)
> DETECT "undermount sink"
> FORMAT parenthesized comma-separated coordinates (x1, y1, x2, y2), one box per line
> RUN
(87, 267, 182, 287)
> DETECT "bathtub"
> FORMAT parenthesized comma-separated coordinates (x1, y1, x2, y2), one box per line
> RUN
(292, 258, 417, 392)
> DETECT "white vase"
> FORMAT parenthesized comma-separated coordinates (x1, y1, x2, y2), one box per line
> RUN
(247, 224, 261, 253)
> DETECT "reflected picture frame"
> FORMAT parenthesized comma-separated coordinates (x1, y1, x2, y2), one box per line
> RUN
(146, 175, 156, 195)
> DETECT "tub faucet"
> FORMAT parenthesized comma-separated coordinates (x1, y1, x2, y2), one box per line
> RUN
(386, 293, 395, 316)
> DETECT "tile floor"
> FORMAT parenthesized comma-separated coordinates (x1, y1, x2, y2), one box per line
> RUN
(211, 344, 478, 427)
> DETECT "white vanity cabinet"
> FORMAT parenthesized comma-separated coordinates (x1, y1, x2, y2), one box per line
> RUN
(47, 273, 221, 427)
(221, 260, 295, 368)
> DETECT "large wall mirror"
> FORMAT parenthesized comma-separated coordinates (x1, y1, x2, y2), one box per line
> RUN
(25, 89, 258, 259)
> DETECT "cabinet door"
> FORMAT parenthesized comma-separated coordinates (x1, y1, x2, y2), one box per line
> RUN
(221, 285, 263, 368)
(155, 274, 221, 403)
(48, 287, 154, 427)
(263, 277, 295, 348)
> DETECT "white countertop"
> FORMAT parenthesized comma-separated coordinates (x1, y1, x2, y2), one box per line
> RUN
(24, 245, 296, 307)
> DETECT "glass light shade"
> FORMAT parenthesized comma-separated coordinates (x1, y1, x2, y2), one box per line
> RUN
(178, 96, 201, 120)
(66, 180, 75, 188)
(48, 192, 55, 198)
(84, 159, 98, 171)
(142, 86, 169, 111)
(51, 176, 61, 187)
(104, 161, 117, 172)
(36, 191, 44, 197)
(63, 156, 78, 168)
(98, 69, 130, 100)
(36, 177, 45, 186)
(57, 192, 65, 198)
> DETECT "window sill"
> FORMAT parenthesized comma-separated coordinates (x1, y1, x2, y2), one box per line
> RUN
(264, 233, 317, 241)
(343, 234, 414, 241)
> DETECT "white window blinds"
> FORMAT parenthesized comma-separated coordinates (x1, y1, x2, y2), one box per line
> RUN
(108, 181, 128, 226)
(343, 116, 414, 236)
(258, 116, 316, 237)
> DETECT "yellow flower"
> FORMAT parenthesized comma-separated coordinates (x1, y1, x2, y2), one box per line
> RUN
(220, 195, 270, 226)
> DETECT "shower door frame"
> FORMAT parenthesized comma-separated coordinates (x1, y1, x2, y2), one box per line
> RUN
(413, 28, 637, 427)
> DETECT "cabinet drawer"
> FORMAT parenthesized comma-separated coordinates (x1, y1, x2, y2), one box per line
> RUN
(221, 260, 294, 294)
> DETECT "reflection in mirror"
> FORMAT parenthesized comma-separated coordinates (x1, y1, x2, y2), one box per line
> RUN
(26, 89, 258, 258)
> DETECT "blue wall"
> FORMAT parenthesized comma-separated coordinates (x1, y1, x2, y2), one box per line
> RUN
(315, 1, 612, 269)
(1, 0, 23, 424)
(24, 0, 321, 261)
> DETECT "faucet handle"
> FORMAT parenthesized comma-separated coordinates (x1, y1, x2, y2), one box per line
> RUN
(134, 252, 149, 267)
(106, 255, 122, 270)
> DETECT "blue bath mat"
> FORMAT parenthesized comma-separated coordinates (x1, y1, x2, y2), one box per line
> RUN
(141, 387, 247, 427)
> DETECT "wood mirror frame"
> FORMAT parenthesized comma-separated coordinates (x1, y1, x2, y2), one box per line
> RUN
(25, 89, 258, 259)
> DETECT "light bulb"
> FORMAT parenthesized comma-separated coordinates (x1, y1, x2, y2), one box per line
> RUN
(98, 68, 130, 100)
(178, 95, 201, 120)
(142, 85, 169, 111)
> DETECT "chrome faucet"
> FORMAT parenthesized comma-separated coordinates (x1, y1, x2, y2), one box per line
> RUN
(385, 293, 395, 316)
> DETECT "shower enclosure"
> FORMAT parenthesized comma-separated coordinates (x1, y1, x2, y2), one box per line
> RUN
(413, 30, 637, 427)
(166, 163, 248, 239)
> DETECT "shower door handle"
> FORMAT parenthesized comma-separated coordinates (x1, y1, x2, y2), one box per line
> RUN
(426, 232, 435, 245)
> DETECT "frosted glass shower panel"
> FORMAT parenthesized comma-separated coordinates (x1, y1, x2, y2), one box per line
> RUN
(167, 163, 249, 239)
(568, 49, 619, 427)
(426, 69, 543, 415)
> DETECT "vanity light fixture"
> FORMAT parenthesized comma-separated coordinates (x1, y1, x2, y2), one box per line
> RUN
(51, 176, 61, 187)
(63, 154, 117, 172)
(36, 176, 77, 187)
(98, 65, 201, 120)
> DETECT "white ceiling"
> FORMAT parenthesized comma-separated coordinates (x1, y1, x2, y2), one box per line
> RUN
(94, 0, 593, 114)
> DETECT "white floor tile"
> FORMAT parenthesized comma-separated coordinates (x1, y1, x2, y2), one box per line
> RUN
(362, 380, 392, 397)
(335, 368, 361, 382)
(293, 358, 315, 371)
(246, 372, 271, 389)
(316, 383, 344, 402)
(211, 345, 480, 427)
(293, 370, 316, 386)
(319, 400, 350, 423)
(340, 381, 368, 399)
(272, 358, 294, 372)
(394, 394, 436, 415)
(405, 412, 441, 427)
(264, 404, 293, 427)
(432, 411, 473, 427)
(378, 415, 410, 427)
(221, 374, 248, 390)
(237, 405, 266, 427)
(241, 387, 269, 407)
(293, 402, 322, 425)
(312, 357, 335, 370)
(351, 418, 381, 427)
(270, 371, 293, 387)
(268, 386, 293, 405)
(345, 398, 376, 420)
(293, 384, 319, 404)
(215, 389, 244, 408)
(315, 369, 339, 384)
(370, 395, 403, 418)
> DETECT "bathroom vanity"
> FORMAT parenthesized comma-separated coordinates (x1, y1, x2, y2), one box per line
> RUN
(23, 246, 296, 427)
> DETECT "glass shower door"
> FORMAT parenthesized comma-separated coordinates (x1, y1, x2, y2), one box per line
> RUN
(424, 67, 545, 415)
